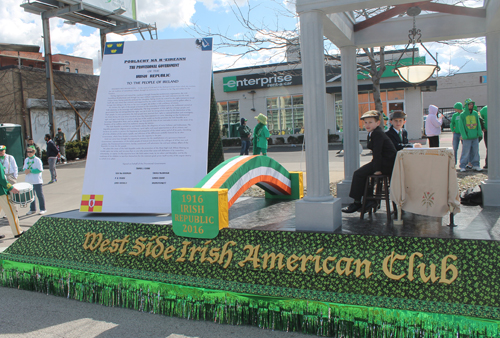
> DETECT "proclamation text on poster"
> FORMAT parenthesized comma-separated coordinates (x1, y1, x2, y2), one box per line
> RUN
(81, 38, 213, 213)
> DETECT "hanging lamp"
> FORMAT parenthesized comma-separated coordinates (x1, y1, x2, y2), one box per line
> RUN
(393, 6, 440, 84)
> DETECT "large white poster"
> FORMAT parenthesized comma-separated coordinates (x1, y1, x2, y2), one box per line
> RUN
(81, 38, 213, 213)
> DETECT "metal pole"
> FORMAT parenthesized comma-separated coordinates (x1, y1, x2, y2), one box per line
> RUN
(100, 29, 106, 58)
(42, 17, 56, 138)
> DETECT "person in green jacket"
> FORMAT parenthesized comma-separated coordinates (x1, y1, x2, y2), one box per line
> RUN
(252, 113, 270, 156)
(450, 102, 463, 166)
(458, 98, 483, 172)
(480, 106, 488, 169)
(0, 150, 22, 239)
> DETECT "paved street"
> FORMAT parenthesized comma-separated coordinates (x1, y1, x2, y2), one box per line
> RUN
(0, 131, 489, 337)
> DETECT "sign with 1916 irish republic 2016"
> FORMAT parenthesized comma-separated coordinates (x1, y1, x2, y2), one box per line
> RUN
(81, 38, 213, 213)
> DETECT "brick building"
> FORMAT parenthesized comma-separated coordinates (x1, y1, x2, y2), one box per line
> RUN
(52, 54, 94, 75)
(0, 65, 98, 149)
(0, 50, 93, 75)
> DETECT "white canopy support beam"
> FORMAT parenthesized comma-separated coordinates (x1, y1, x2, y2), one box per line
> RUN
(486, 0, 500, 33)
(354, 13, 486, 48)
(296, 0, 430, 15)
(323, 12, 355, 48)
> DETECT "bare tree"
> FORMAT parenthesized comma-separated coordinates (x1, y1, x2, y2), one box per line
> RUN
(191, 0, 484, 110)
(190, 1, 301, 67)
(358, 47, 386, 112)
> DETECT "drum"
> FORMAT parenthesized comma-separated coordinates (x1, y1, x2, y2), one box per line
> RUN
(9, 182, 35, 207)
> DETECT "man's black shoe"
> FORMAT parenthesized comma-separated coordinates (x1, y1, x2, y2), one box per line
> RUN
(342, 203, 362, 213)
(14, 231, 24, 238)
(0, 234, 5, 239)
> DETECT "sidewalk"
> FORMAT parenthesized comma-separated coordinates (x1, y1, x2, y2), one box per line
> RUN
(0, 160, 87, 250)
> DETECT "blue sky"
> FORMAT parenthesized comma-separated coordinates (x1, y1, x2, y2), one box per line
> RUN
(3, 0, 486, 76)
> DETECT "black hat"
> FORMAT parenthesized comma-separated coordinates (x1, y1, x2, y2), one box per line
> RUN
(390, 111, 406, 120)
(241, 118, 247, 124)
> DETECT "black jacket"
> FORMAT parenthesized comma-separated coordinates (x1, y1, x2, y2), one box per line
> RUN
(46, 139, 59, 157)
(367, 126, 397, 173)
(386, 126, 413, 151)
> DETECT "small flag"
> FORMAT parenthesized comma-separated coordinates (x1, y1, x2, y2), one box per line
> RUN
(104, 42, 124, 55)
(80, 195, 104, 212)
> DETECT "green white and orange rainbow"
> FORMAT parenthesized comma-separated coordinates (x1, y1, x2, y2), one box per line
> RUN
(195, 155, 292, 208)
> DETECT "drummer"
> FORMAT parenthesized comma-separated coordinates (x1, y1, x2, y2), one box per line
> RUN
(0, 145, 18, 185)
(24, 146, 46, 215)
(0, 145, 18, 218)
(0, 155, 22, 239)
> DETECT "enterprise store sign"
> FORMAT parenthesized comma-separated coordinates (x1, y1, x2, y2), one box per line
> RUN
(223, 71, 302, 92)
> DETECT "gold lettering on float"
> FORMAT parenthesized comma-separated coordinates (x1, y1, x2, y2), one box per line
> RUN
(80, 233, 461, 285)
(336, 257, 354, 276)
(439, 255, 458, 284)
(383, 251, 407, 280)
(261, 252, 285, 270)
(238, 245, 261, 268)
(180, 204, 205, 214)
(188, 244, 203, 262)
(175, 241, 192, 262)
(109, 239, 120, 253)
(83, 232, 103, 251)
(408, 252, 423, 281)
(286, 254, 299, 272)
(322, 256, 337, 275)
(128, 237, 147, 256)
(145, 236, 158, 257)
(200, 240, 212, 263)
(353, 259, 373, 278)
(207, 247, 220, 264)
(218, 241, 236, 268)
(418, 262, 439, 283)
(99, 239, 111, 253)
(118, 235, 130, 254)
(163, 245, 176, 260)
(299, 254, 315, 273)
(151, 236, 168, 258)
(313, 248, 324, 273)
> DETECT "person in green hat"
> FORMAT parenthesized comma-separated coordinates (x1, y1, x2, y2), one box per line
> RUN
(458, 98, 482, 172)
(450, 102, 463, 166)
(252, 113, 270, 156)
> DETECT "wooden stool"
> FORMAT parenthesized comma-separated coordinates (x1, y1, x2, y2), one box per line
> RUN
(360, 175, 392, 222)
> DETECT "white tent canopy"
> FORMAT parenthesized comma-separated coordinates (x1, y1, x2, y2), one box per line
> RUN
(295, 0, 499, 231)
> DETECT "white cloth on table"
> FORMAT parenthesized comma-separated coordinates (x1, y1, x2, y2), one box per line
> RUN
(390, 148, 460, 217)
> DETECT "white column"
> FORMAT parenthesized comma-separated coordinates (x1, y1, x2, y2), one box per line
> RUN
(404, 88, 424, 140)
(336, 46, 360, 204)
(295, 10, 342, 232)
(482, 30, 500, 205)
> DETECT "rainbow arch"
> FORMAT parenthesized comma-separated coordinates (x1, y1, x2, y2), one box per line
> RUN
(195, 155, 293, 208)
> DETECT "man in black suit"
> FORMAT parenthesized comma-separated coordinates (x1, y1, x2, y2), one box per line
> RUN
(385, 111, 422, 151)
(342, 110, 397, 213)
